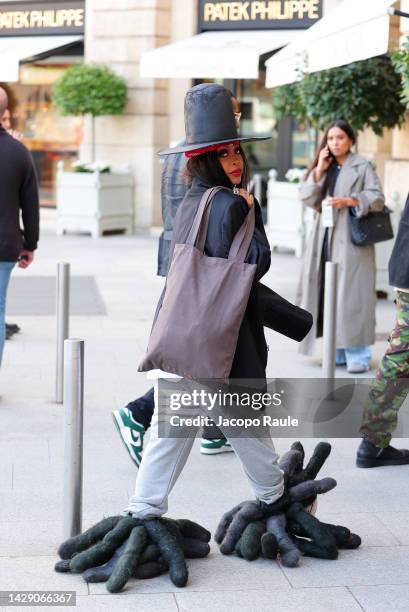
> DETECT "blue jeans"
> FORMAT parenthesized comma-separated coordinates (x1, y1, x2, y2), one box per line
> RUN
(0, 262, 15, 367)
(336, 346, 372, 369)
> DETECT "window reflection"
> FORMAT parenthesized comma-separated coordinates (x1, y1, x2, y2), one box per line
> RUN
(291, 119, 317, 169)
(3, 65, 82, 207)
(238, 63, 278, 175)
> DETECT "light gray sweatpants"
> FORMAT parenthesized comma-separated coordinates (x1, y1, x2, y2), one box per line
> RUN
(124, 384, 284, 518)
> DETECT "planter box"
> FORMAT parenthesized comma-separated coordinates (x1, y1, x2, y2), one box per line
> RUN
(267, 179, 309, 258)
(56, 168, 134, 238)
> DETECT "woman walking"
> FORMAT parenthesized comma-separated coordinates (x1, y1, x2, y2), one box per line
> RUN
(297, 120, 385, 373)
(124, 83, 285, 519)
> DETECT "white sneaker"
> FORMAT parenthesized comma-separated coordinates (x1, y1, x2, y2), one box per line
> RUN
(112, 408, 145, 468)
(200, 438, 234, 455)
(347, 362, 370, 374)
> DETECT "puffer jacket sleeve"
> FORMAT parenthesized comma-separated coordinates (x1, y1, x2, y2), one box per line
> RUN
(205, 191, 271, 282)
(299, 169, 326, 210)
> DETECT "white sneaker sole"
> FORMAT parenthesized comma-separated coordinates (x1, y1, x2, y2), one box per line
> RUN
(347, 365, 371, 374)
(200, 445, 234, 455)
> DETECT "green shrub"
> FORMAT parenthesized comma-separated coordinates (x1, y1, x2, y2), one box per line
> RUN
(273, 56, 405, 136)
(53, 63, 127, 117)
(53, 64, 127, 161)
(392, 36, 409, 109)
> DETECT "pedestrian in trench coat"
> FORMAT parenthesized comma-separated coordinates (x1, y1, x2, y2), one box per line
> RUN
(297, 150, 385, 359)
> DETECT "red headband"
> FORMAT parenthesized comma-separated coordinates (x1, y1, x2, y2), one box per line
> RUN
(185, 141, 240, 158)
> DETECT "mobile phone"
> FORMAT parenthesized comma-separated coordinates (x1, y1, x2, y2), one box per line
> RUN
(326, 145, 336, 160)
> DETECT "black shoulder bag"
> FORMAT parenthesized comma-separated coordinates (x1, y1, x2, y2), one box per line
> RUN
(349, 207, 394, 246)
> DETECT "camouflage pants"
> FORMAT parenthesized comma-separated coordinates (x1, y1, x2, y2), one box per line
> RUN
(360, 291, 409, 447)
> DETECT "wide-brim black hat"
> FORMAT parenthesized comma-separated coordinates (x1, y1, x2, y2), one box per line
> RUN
(159, 83, 270, 156)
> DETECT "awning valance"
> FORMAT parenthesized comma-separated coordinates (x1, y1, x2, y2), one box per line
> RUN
(265, 0, 399, 88)
(140, 29, 299, 80)
(0, 35, 83, 82)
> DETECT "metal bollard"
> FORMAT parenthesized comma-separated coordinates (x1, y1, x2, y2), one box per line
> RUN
(63, 339, 84, 538)
(56, 262, 70, 403)
(322, 262, 338, 379)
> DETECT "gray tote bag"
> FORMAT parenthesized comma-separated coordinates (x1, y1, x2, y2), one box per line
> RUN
(138, 187, 257, 380)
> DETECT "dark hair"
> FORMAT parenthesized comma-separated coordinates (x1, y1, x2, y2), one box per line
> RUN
(185, 144, 250, 189)
(306, 119, 356, 179)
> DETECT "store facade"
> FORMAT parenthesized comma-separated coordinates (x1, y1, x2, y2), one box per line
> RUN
(263, 0, 409, 213)
(141, 0, 344, 198)
(1, 0, 346, 226)
(197, 0, 323, 181)
(0, 0, 84, 206)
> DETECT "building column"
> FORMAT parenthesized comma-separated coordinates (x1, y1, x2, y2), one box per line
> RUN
(168, 0, 197, 144)
(82, 0, 170, 229)
(358, 129, 392, 188)
(385, 0, 409, 212)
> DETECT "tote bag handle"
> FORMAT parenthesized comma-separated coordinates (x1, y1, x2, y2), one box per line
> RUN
(186, 187, 222, 251)
(228, 205, 255, 261)
(186, 187, 255, 263)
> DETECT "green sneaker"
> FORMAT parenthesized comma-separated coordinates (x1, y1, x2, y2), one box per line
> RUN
(112, 408, 145, 468)
(200, 438, 233, 455)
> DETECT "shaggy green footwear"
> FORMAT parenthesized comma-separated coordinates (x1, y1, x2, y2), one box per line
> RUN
(112, 408, 145, 468)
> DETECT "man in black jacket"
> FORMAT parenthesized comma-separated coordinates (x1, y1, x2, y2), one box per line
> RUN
(0, 87, 39, 369)
(357, 194, 409, 467)
(2, 106, 24, 340)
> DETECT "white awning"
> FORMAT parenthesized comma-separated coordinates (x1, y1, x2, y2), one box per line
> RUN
(265, 0, 398, 88)
(140, 30, 300, 80)
(0, 35, 83, 82)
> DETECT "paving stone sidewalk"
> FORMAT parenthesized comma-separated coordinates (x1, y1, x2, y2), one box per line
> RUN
(1, 210, 409, 612)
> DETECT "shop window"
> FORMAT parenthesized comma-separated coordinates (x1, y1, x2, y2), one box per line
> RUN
(237, 65, 278, 178)
(3, 65, 82, 207)
(291, 119, 317, 169)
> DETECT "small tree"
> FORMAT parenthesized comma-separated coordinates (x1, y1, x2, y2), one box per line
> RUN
(273, 56, 406, 136)
(272, 81, 304, 121)
(53, 64, 127, 162)
(391, 35, 409, 108)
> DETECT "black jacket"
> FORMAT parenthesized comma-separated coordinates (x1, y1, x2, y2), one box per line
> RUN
(389, 193, 409, 289)
(169, 178, 271, 379)
(0, 126, 39, 261)
(157, 163, 313, 342)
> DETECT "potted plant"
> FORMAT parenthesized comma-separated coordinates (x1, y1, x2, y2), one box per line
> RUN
(53, 64, 134, 237)
(269, 56, 406, 262)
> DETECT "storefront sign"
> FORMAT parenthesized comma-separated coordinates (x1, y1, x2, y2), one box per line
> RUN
(199, 0, 322, 30)
(0, 1, 84, 35)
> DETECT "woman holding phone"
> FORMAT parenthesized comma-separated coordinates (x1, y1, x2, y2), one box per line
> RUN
(297, 120, 385, 373)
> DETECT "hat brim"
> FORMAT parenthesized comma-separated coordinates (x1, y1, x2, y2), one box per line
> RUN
(159, 135, 271, 156)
